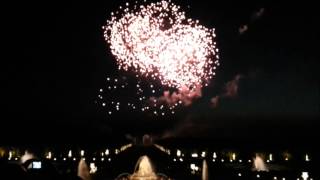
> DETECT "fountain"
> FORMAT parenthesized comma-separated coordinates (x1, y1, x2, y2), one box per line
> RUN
(130, 155, 158, 180)
(78, 159, 91, 180)
(116, 155, 169, 180)
(252, 154, 268, 172)
(202, 159, 208, 180)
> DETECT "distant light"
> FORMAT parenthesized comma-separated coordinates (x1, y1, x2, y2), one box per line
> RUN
(101, 158, 104, 161)
(273, 177, 277, 180)
(257, 174, 260, 178)
(305, 154, 310, 162)
(230, 160, 233, 162)
(282, 178, 286, 180)
(213, 152, 217, 159)
(201, 151, 206, 158)
(105, 149, 109, 155)
(32, 161, 42, 169)
(46, 152, 52, 159)
(221, 159, 224, 162)
(63, 158, 66, 161)
(239, 159, 242, 163)
(89, 163, 98, 174)
(269, 154, 273, 161)
(108, 158, 111, 162)
(248, 159, 252, 163)
(285, 157, 289, 161)
(83, 158, 86, 160)
(68, 150, 72, 158)
(267, 160, 270, 163)
(73, 158, 76, 161)
(190, 163, 199, 171)
(99, 89, 103, 92)
(93, 158, 96, 161)
(177, 150, 181, 157)
(8, 151, 12, 160)
(173, 158, 176, 162)
(115, 149, 120, 154)
(80, 150, 85, 157)
(53, 158, 57, 161)
(191, 153, 198, 158)
(179, 158, 183, 162)
(238, 173, 242, 177)
(15, 157, 18, 161)
(301, 172, 309, 180)
(232, 153, 236, 160)
(190, 164, 196, 170)
(212, 159, 215, 162)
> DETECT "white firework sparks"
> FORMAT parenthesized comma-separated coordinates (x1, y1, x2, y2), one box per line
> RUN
(99, 0, 219, 117)
(103, 0, 219, 91)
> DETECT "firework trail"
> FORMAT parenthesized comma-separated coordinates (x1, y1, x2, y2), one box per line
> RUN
(98, 0, 219, 117)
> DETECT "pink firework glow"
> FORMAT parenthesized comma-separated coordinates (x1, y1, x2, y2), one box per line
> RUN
(103, 0, 219, 91)
(98, 0, 219, 117)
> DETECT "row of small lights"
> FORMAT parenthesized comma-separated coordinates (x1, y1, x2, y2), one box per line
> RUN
(37, 145, 131, 175)
(190, 164, 313, 180)
(45, 149, 111, 160)
(51, 157, 112, 162)
(80, 144, 132, 175)
(237, 172, 313, 180)
(45, 144, 132, 161)
(188, 153, 313, 180)
(3, 146, 312, 163)
(6, 143, 133, 161)
(8, 147, 313, 179)
(175, 149, 311, 162)
(154, 145, 312, 163)
(190, 164, 312, 180)
(6, 156, 112, 163)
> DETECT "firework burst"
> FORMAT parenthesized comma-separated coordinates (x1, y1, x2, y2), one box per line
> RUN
(98, 0, 219, 117)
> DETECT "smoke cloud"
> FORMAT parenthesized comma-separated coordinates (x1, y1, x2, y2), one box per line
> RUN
(150, 85, 202, 107)
(210, 74, 243, 108)
(252, 8, 265, 21)
(239, 8, 265, 34)
(239, 25, 249, 34)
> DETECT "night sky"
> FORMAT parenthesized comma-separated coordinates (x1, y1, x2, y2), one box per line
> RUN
(2, 1, 318, 145)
